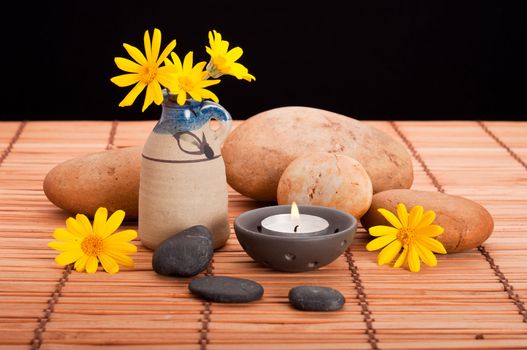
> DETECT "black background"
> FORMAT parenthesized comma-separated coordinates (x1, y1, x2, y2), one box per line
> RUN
(4, 1, 527, 121)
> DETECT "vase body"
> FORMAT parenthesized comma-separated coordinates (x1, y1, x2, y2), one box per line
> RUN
(139, 97, 232, 250)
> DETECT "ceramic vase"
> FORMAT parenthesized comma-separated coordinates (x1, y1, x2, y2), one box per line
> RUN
(139, 94, 232, 250)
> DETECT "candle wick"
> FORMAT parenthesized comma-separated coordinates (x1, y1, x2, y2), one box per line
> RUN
(294, 225, 299, 233)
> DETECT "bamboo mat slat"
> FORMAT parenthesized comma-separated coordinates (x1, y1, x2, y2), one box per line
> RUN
(0, 120, 526, 350)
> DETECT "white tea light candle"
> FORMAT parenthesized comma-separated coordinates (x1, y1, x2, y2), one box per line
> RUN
(260, 202, 329, 235)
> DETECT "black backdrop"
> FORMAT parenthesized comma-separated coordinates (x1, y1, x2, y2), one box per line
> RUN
(4, 1, 527, 121)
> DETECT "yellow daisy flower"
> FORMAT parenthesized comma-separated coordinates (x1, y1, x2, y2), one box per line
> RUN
(111, 28, 177, 112)
(366, 203, 447, 272)
(48, 207, 137, 274)
(165, 51, 221, 106)
(205, 30, 255, 81)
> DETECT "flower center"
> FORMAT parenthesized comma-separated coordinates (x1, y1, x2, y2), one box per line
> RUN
(178, 76, 195, 92)
(213, 56, 230, 73)
(81, 235, 104, 256)
(140, 65, 158, 84)
(397, 227, 416, 246)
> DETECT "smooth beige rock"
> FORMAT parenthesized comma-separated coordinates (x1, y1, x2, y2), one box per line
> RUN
(43, 147, 141, 219)
(222, 106, 413, 201)
(277, 153, 372, 219)
(360, 189, 494, 253)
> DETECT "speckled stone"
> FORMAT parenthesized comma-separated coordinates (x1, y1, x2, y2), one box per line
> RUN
(288, 286, 345, 311)
(189, 276, 264, 303)
(152, 225, 213, 277)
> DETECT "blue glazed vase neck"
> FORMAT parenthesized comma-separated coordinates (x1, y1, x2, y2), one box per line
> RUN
(154, 96, 231, 134)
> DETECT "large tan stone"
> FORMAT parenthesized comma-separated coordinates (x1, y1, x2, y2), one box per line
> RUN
(222, 106, 413, 201)
(43, 147, 141, 219)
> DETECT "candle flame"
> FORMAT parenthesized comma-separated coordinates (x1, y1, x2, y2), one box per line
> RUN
(291, 202, 300, 221)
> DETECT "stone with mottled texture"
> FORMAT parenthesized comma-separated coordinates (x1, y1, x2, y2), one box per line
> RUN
(277, 152, 372, 218)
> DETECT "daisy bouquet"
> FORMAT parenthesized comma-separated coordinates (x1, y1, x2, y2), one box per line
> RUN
(111, 29, 255, 111)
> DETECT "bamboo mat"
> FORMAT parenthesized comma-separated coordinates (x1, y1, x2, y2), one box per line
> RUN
(0, 120, 526, 350)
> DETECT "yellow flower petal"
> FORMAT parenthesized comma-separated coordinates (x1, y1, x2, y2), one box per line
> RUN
(111, 73, 140, 87)
(52, 228, 78, 242)
(415, 210, 437, 230)
(192, 62, 207, 77)
(199, 79, 221, 88)
(143, 29, 152, 63)
(369, 225, 399, 237)
(48, 241, 79, 251)
(74, 254, 89, 272)
(156, 39, 177, 66)
(415, 241, 438, 267)
(393, 246, 408, 268)
(188, 90, 203, 102)
(378, 240, 402, 266)
(407, 245, 420, 272)
(169, 52, 182, 72)
(104, 229, 138, 244)
(93, 207, 108, 237)
(230, 63, 254, 81)
(417, 225, 444, 238)
(76, 214, 93, 234)
(119, 82, 146, 107)
(98, 253, 119, 274)
(66, 218, 87, 238)
(366, 233, 397, 251)
(377, 208, 402, 229)
(106, 251, 135, 268)
(85, 256, 99, 274)
(55, 249, 84, 266)
(219, 40, 229, 53)
(123, 43, 147, 66)
(114, 57, 141, 73)
(183, 51, 193, 72)
(142, 83, 155, 112)
(102, 210, 125, 238)
(226, 47, 243, 62)
(417, 235, 447, 254)
(151, 80, 164, 105)
(242, 72, 256, 82)
(197, 89, 219, 103)
(104, 241, 137, 254)
(396, 203, 409, 227)
(150, 28, 161, 63)
(408, 205, 424, 228)
(176, 91, 187, 105)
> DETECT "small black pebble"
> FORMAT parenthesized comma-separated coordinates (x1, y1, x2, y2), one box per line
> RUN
(152, 225, 213, 277)
(289, 286, 345, 312)
(189, 276, 264, 303)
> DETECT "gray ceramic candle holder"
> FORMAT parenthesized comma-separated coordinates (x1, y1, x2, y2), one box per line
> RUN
(234, 205, 357, 272)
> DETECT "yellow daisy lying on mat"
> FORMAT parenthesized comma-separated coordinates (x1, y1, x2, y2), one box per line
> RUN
(48, 208, 137, 274)
(366, 203, 446, 272)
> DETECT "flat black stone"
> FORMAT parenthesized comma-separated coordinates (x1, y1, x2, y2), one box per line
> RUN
(288, 286, 345, 311)
(189, 276, 264, 303)
(152, 225, 213, 277)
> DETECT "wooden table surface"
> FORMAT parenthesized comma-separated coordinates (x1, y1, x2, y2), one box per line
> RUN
(0, 120, 526, 350)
